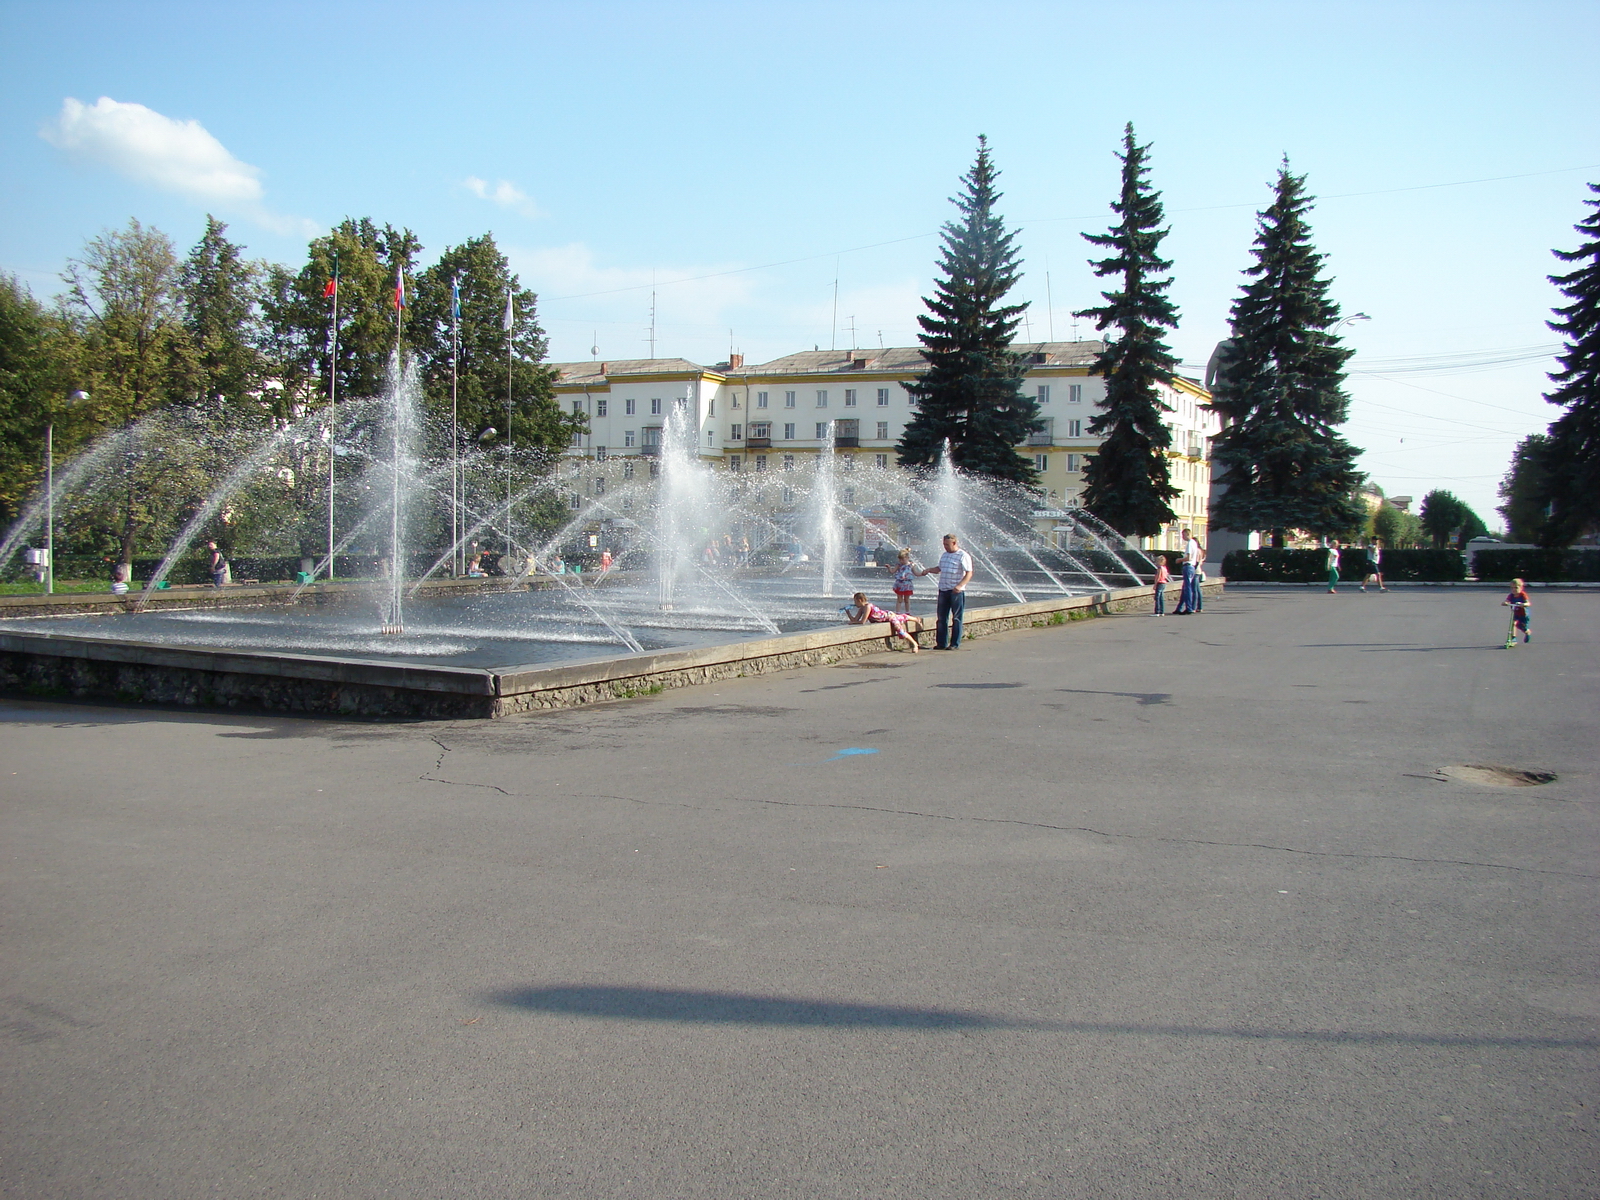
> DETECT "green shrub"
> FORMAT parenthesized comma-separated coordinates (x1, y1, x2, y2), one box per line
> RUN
(1221, 547, 1466, 582)
(1473, 548, 1600, 582)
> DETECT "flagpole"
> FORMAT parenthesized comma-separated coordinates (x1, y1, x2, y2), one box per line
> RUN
(505, 288, 513, 563)
(451, 276, 460, 577)
(327, 250, 339, 582)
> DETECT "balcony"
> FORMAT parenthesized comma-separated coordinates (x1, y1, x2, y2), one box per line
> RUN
(833, 437, 860, 448)
(1026, 432, 1054, 447)
(638, 445, 660, 458)
(745, 436, 772, 449)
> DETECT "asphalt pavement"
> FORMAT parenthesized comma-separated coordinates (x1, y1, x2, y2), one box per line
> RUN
(2, 586, 1596, 1199)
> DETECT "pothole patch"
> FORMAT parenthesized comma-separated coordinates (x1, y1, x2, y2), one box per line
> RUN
(1439, 763, 1558, 788)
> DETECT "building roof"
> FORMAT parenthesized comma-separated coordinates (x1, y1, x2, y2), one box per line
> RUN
(550, 357, 707, 383)
(743, 340, 1103, 376)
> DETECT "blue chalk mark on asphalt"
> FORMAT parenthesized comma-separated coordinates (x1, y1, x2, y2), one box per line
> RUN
(825, 748, 879, 763)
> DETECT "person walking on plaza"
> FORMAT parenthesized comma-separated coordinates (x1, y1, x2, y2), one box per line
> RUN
(1326, 542, 1341, 593)
(1502, 578, 1532, 647)
(206, 541, 227, 589)
(1362, 541, 1387, 592)
(1152, 555, 1170, 615)
(920, 533, 972, 649)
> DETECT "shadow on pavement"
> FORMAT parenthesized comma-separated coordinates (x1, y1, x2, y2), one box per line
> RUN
(481, 985, 1599, 1047)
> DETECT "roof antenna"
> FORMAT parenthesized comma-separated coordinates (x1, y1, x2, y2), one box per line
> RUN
(590, 331, 598, 361)
(1045, 265, 1055, 342)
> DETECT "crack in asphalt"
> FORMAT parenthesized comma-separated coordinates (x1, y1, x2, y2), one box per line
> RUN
(409, 754, 1597, 880)
(420, 737, 516, 796)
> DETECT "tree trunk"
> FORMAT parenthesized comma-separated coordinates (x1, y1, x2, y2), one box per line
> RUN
(1271, 529, 1285, 549)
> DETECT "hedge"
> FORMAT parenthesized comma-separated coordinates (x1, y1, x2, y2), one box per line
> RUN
(1221, 547, 1466, 583)
(1473, 548, 1600, 583)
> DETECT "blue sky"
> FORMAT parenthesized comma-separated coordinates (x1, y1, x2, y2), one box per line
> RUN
(3, 0, 1597, 521)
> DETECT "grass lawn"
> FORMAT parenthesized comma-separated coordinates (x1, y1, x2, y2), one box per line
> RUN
(0, 579, 119, 596)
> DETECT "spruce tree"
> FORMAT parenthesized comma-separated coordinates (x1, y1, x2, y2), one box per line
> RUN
(1075, 123, 1180, 537)
(1537, 182, 1600, 546)
(1210, 163, 1365, 547)
(180, 216, 263, 410)
(899, 136, 1041, 483)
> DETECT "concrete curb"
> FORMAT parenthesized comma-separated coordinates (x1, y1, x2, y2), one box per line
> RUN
(0, 580, 1224, 720)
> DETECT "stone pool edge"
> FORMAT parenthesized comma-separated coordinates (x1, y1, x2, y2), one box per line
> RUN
(0, 581, 1222, 719)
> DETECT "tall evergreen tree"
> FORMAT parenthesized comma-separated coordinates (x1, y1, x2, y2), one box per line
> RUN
(899, 137, 1041, 483)
(179, 216, 263, 410)
(411, 235, 580, 455)
(1498, 432, 1552, 543)
(1537, 182, 1600, 546)
(1210, 163, 1365, 547)
(1075, 123, 1180, 537)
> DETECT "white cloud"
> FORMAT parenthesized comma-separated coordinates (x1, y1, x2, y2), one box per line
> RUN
(40, 96, 315, 234)
(462, 176, 542, 218)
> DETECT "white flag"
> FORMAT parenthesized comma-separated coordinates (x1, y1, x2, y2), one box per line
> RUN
(503, 291, 514, 332)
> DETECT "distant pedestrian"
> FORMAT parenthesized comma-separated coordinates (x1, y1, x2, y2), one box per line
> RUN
(1326, 543, 1341, 593)
(599, 549, 613, 573)
(845, 592, 922, 652)
(888, 548, 919, 614)
(1501, 578, 1531, 647)
(1152, 555, 1170, 615)
(1362, 542, 1387, 592)
(109, 561, 130, 596)
(206, 541, 227, 589)
(921, 533, 972, 649)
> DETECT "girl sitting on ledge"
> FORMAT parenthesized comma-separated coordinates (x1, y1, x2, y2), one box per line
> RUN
(845, 592, 923, 653)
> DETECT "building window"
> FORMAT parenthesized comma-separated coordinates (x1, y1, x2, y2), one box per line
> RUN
(626, 398, 636, 415)
(815, 390, 828, 408)
(569, 431, 583, 447)
(815, 421, 829, 439)
(674, 397, 687, 412)
(877, 387, 890, 406)
(844, 389, 857, 407)
(596, 398, 608, 417)
(783, 422, 796, 440)
(623, 460, 635, 479)
(844, 487, 855, 506)
(750, 422, 771, 439)
(569, 493, 581, 510)
(651, 398, 662, 415)
(731, 394, 740, 409)
(594, 476, 606, 495)
(757, 391, 769, 408)
(649, 460, 660, 477)
(596, 445, 607, 461)
(731, 424, 742, 440)
(624, 430, 636, 447)
(784, 390, 796, 408)
(706, 430, 714, 445)
(1068, 384, 1083, 404)
(728, 455, 741, 472)
(783, 455, 795, 471)
(875, 453, 889, 468)
(875, 421, 889, 439)
(755, 455, 767, 472)
(572, 400, 583, 415)
(1068, 419, 1082, 437)
(1038, 385, 1050, 404)
(841, 452, 855, 472)
(1034, 454, 1049, 473)
(708, 399, 715, 417)
(1066, 454, 1080, 472)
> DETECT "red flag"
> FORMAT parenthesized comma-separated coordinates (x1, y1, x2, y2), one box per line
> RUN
(323, 278, 337, 298)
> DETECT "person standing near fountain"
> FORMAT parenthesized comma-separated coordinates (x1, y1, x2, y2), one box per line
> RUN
(924, 534, 973, 650)
(206, 542, 227, 589)
(1175, 528, 1204, 614)
(888, 548, 919, 615)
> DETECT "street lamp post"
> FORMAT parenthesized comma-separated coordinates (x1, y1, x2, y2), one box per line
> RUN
(45, 390, 90, 595)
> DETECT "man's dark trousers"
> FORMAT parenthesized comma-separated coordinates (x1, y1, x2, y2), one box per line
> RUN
(937, 588, 965, 649)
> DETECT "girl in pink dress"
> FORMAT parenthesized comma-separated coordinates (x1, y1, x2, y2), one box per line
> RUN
(846, 591, 922, 652)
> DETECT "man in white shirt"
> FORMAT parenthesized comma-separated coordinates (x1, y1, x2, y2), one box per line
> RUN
(920, 533, 974, 649)
(1175, 527, 1205, 614)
